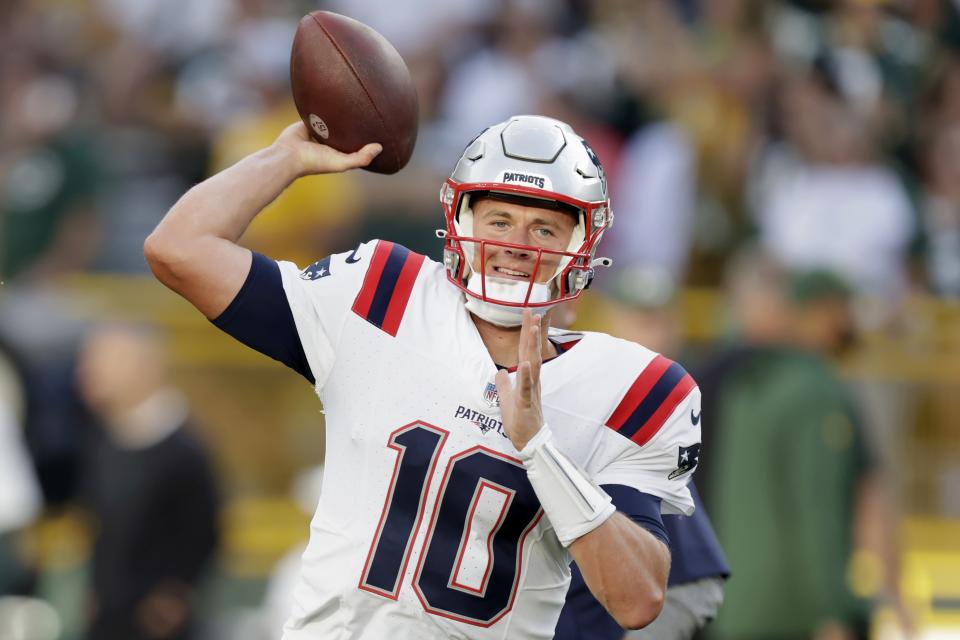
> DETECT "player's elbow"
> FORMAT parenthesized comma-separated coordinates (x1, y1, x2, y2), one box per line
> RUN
(144, 229, 163, 267)
(144, 226, 190, 286)
(609, 585, 665, 630)
(144, 229, 173, 279)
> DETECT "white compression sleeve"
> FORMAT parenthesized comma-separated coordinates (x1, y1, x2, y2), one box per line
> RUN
(518, 425, 615, 547)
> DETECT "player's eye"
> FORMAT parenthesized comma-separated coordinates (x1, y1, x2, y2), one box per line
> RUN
(534, 228, 555, 238)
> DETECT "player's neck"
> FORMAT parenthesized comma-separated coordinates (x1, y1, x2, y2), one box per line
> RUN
(471, 311, 557, 368)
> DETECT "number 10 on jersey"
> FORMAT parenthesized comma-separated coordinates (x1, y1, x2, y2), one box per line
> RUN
(358, 421, 544, 626)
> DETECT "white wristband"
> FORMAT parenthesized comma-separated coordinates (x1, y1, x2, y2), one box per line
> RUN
(518, 425, 615, 547)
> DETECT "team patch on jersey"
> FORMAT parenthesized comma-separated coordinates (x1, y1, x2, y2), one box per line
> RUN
(668, 443, 701, 480)
(605, 355, 696, 446)
(300, 256, 333, 281)
(454, 406, 508, 439)
(351, 241, 425, 337)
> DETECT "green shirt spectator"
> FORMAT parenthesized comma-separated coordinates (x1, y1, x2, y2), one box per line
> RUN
(706, 347, 872, 640)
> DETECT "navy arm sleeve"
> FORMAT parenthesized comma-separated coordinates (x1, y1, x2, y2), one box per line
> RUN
(602, 484, 669, 547)
(211, 252, 314, 384)
(662, 484, 731, 585)
(554, 487, 670, 640)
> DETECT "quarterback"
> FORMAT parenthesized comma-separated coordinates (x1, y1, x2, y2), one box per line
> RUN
(145, 116, 702, 639)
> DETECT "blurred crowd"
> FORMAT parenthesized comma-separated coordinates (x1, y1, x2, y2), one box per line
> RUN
(2, 0, 960, 638)
(4, 0, 960, 297)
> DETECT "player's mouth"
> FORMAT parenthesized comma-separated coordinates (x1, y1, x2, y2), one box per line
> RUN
(492, 266, 532, 281)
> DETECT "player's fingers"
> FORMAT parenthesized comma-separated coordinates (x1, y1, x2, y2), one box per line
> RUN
(517, 361, 533, 405)
(534, 314, 542, 361)
(523, 311, 540, 370)
(518, 309, 531, 362)
(307, 143, 381, 174)
(494, 368, 512, 399)
(332, 143, 383, 170)
(519, 311, 541, 379)
(529, 320, 541, 382)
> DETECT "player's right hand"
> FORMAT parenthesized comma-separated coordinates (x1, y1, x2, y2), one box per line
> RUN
(495, 310, 546, 452)
(272, 122, 382, 177)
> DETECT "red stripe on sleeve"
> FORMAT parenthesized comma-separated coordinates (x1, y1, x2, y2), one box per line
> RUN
(606, 355, 672, 429)
(351, 241, 393, 318)
(630, 374, 696, 447)
(380, 252, 426, 336)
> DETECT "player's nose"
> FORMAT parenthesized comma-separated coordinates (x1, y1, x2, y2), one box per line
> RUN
(502, 229, 534, 258)
(503, 245, 533, 261)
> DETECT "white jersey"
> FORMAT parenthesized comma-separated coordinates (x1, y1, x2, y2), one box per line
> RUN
(275, 240, 701, 640)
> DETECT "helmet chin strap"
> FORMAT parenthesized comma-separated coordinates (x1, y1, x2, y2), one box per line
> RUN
(464, 273, 555, 327)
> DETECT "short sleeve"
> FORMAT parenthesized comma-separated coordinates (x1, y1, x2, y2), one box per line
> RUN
(212, 252, 314, 383)
(603, 485, 668, 546)
(592, 384, 702, 517)
(275, 240, 382, 388)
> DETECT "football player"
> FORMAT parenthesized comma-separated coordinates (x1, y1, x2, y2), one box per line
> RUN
(145, 116, 703, 639)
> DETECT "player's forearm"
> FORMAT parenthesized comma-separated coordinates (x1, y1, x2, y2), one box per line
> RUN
(515, 424, 669, 628)
(569, 512, 670, 630)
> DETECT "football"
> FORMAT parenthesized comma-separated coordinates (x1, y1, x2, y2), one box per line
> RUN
(290, 11, 419, 175)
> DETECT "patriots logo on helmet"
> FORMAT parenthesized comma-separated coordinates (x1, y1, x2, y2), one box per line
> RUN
(300, 257, 332, 281)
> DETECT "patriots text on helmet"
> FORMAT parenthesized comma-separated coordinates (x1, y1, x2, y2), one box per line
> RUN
(500, 172, 548, 189)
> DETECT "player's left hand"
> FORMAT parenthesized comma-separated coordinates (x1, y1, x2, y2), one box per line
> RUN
(495, 310, 545, 451)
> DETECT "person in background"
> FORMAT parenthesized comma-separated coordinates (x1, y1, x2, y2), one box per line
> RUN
(75, 323, 219, 640)
(749, 66, 915, 304)
(0, 337, 43, 597)
(698, 249, 901, 640)
(555, 268, 729, 640)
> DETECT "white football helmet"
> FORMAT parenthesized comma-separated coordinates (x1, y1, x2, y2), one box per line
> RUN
(439, 115, 614, 326)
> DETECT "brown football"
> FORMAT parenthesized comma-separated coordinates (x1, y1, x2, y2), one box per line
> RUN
(290, 11, 419, 175)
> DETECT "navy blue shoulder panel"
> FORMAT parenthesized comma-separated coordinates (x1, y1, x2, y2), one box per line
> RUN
(211, 252, 314, 384)
(602, 484, 669, 547)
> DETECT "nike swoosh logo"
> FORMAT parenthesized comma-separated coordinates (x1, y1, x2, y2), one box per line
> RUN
(691, 410, 701, 425)
(345, 244, 362, 264)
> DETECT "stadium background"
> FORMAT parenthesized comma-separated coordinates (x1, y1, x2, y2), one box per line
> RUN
(1, 0, 959, 638)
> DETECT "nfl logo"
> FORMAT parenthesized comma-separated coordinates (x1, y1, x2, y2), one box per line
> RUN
(483, 382, 500, 408)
